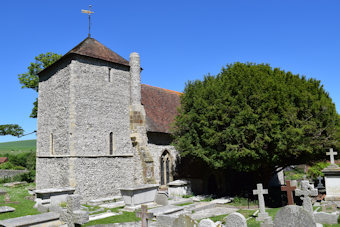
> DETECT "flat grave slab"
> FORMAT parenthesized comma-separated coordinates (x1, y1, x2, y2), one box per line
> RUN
(0, 206, 15, 213)
(0, 212, 60, 227)
(35, 187, 75, 200)
(99, 200, 125, 209)
(189, 207, 238, 220)
(148, 204, 184, 216)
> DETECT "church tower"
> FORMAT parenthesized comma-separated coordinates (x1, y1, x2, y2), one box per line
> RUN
(36, 37, 147, 200)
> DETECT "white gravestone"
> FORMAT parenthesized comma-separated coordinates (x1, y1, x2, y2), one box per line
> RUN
(253, 183, 272, 224)
(295, 180, 318, 214)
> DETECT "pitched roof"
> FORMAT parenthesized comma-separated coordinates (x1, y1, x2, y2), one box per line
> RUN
(141, 84, 182, 133)
(0, 157, 8, 164)
(38, 37, 129, 76)
(64, 37, 130, 66)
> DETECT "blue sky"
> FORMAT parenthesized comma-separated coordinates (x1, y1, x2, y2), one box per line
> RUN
(1, 0, 339, 143)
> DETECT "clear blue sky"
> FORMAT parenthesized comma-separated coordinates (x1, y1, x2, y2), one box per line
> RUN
(1, 0, 339, 143)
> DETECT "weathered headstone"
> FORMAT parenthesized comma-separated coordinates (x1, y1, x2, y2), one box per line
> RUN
(224, 212, 247, 227)
(155, 191, 169, 206)
(281, 180, 296, 205)
(136, 205, 154, 227)
(314, 212, 339, 224)
(253, 183, 272, 223)
(198, 218, 215, 227)
(273, 205, 316, 227)
(295, 180, 318, 214)
(172, 214, 198, 227)
(59, 194, 89, 227)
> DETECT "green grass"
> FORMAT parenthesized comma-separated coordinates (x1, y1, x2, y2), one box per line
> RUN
(83, 211, 140, 226)
(0, 140, 36, 154)
(176, 202, 193, 206)
(229, 196, 258, 207)
(0, 183, 40, 219)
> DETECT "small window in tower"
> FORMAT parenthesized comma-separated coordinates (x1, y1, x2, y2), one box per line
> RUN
(108, 68, 112, 82)
(109, 132, 113, 155)
(50, 133, 54, 155)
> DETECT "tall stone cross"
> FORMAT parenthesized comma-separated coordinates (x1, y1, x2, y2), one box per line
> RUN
(281, 180, 296, 205)
(295, 180, 318, 214)
(136, 205, 154, 227)
(81, 5, 94, 37)
(326, 148, 338, 165)
(253, 183, 272, 223)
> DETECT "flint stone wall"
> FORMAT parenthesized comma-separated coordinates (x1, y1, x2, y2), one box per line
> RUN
(36, 56, 144, 201)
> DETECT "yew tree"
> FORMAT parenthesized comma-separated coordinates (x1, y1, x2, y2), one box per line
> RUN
(172, 63, 340, 176)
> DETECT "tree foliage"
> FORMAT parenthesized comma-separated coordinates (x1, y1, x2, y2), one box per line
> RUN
(18, 52, 62, 118)
(172, 62, 340, 174)
(0, 124, 24, 137)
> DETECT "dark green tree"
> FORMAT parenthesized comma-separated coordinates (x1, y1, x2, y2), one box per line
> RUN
(0, 124, 24, 137)
(172, 62, 339, 181)
(18, 52, 62, 118)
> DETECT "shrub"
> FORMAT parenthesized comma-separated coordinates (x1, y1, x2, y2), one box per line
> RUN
(307, 161, 330, 180)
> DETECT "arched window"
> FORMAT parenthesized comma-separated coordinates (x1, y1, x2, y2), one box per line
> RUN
(160, 151, 172, 185)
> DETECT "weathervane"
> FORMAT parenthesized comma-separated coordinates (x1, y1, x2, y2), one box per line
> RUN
(81, 5, 94, 37)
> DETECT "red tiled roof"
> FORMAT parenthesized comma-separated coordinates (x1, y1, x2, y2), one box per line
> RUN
(141, 84, 182, 133)
(0, 157, 8, 164)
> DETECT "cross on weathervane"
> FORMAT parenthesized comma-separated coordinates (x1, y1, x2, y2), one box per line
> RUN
(81, 5, 94, 37)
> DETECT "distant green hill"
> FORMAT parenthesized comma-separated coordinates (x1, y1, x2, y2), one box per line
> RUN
(0, 140, 36, 153)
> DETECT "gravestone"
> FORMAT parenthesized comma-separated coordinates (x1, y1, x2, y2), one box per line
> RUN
(253, 183, 272, 224)
(198, 218, 215, 227)
(273, 205, 316, 227)
(281, 180, 296, 205)
(136, 205, 154, 227)
(155, 191, 169, 206)
(317, 176, 324, 190)
(172, 214, 198, 227)
(295, 180, 318, 214)
(59, 194, 89, 227)
(224, 212, 247, 227)
(326, 148, 338, 167)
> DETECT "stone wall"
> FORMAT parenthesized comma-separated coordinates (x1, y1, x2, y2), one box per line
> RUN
(0, 170, 29, 179)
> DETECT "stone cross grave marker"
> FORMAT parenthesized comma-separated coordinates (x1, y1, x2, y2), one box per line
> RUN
(281, 180, 296, 205)
(295, 180, 318, 214)
(326, 148, 338, 165)
(253, 183, 272, 223)
(317, 176, 324, 189)
(136, 205, 154, 227)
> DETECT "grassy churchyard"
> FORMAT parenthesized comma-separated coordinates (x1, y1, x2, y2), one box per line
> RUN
(1, 182, 340, 226)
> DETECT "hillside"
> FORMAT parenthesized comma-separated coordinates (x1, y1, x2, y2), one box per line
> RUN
(0, 139, 36, 153)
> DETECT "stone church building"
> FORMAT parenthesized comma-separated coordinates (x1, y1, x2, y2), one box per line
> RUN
(36, 37, 181, 201)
